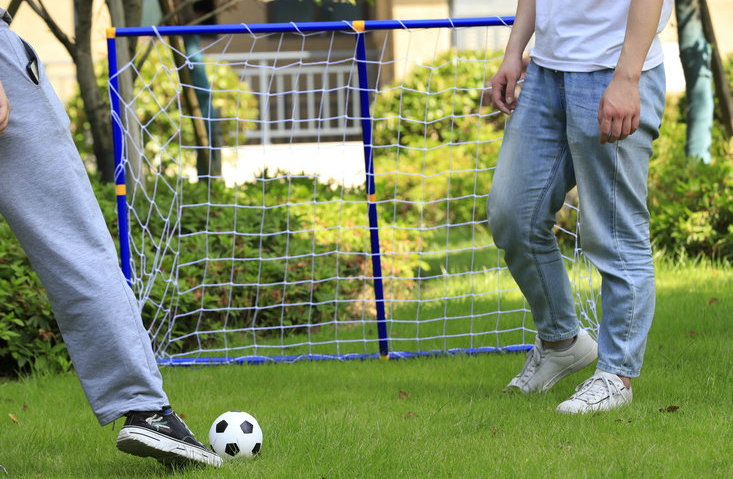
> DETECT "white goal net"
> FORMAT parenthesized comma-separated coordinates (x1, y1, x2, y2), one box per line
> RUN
(107, 18, 600, 364)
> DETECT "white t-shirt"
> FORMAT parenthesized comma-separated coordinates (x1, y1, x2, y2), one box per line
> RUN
(531, 0, 674, 72)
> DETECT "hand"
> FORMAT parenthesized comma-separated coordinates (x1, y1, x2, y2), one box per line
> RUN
(490, 54, 528, 115)
(0, 79, 9, 136)
(598, 74, 640, 144)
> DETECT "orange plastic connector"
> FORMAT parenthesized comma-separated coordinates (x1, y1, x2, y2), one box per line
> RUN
(116, 184, 126, 196)
(106, 27, 116, 39)
(352, 20, 365, 32)
(367, 193, 376, 203)
(379, 353, 390, 361)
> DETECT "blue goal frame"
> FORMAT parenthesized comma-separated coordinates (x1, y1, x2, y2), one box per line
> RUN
(106, 16, 525, 366)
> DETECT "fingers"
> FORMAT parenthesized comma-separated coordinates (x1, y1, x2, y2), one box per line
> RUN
(0, 105, 9, 136)
(598, 102, 639, 144)
(491, 74, 517, 115)
(598, 104, 612, 144)
(491, 77, 507, 114)
(0, 80, 9, 136)
(599, 118, 638, 144)
(504, 76, 518, 111)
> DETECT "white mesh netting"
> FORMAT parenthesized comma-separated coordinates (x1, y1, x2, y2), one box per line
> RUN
(108, 20, 600, 364)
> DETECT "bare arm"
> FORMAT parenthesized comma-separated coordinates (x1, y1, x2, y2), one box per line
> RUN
(492, 0, 536, 114)
(599, 0, 664, 144)
(0, 78, 9, 135)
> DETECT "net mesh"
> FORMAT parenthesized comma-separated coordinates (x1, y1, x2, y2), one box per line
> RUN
(108, 20, 600, 363)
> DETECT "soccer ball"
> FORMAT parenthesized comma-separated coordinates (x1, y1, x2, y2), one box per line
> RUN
(208, 411, 263, 459)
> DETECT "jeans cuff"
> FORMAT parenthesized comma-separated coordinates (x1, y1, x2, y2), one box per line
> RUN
(536, 326, 579, 343)
(596, 362, 640, 379)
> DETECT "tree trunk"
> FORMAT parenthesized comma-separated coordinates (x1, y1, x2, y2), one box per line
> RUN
(6, 0, 22, 16)
(676, 0, 713, 163)
(74, 0, 116, 182)
(122, 0, 142, 60)
(157, 0, 213, 182)
(699, 0, 733, 138)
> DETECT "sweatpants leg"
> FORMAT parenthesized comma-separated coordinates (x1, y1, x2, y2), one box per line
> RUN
(0, 24, 168, 425)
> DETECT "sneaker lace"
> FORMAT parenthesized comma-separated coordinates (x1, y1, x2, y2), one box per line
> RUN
(572, 374, 623, 404)
(516, 345, 542, 386)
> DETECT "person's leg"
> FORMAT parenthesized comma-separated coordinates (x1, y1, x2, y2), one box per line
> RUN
(488, 63, 580, 341)
(0, 24, 222, 466)
(0, 25, 167, 426)
(488, 63, 597, 393)
(557, 64, 666, 413)
(566, 64, 665, 379)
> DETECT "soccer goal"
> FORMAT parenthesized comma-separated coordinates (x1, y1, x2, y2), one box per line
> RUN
(106, 17, 600, 365)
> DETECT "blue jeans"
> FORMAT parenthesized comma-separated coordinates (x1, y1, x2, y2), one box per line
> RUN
(487, 62, 666, 378)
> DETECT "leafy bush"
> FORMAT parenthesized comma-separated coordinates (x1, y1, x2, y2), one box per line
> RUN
(0, 171, 423, 373)
(129, 174, 424, 356)
(371, 50, 504, 227)
(648, 96, 733, 260)
(0, 220, 69, 377)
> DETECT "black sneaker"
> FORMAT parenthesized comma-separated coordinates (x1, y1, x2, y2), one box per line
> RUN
(116, 406, 222, 468)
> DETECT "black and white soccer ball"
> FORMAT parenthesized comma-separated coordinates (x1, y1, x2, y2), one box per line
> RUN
(208, 411, 263, 459)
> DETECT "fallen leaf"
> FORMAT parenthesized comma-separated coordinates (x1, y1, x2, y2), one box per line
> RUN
(22, 403, 27, 411)
(707, 297, 719, 306)
(8, 413, 17, 424)
(491, 427, 498, 436)
(179, 413, 186, 419)
(398, 390, 410, 400)
(658, 405, 679, 413)
(686, 331, 697, 337)
(405, 411, 415, 418)
(567, 445, 573, 451)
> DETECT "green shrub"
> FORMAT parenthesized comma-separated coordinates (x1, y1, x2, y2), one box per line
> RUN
(648, 96, 733, 260)
(0, 172, 423, 372)
(130, 173, 425, 356)
(371, 50, 504, 227)
(0, 220, 69, 377)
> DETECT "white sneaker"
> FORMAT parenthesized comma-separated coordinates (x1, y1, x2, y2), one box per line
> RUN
(555, 369, 633, 414)
(504, 329, 598, 393)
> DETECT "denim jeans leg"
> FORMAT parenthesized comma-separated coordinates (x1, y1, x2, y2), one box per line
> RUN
(487, 63, 579, 342)
(565, 65, 666, 377)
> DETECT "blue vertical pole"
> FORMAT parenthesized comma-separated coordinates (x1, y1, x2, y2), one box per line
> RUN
(354, 25, 389, 359)
(106, 29, 132, 285)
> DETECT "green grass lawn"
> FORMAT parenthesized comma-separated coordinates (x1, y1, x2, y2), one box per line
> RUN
(0, 258, 730, 478)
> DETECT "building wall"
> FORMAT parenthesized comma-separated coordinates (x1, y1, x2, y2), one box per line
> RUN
(380, 0, 450, 80)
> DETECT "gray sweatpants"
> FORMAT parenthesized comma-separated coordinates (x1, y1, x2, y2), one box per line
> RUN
(0, 19, 168, 425)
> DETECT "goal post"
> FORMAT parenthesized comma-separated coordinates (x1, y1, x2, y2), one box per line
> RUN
(106, 16, 600, 365)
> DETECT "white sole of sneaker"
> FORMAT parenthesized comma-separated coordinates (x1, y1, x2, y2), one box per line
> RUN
(116, 426, 223, 468)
